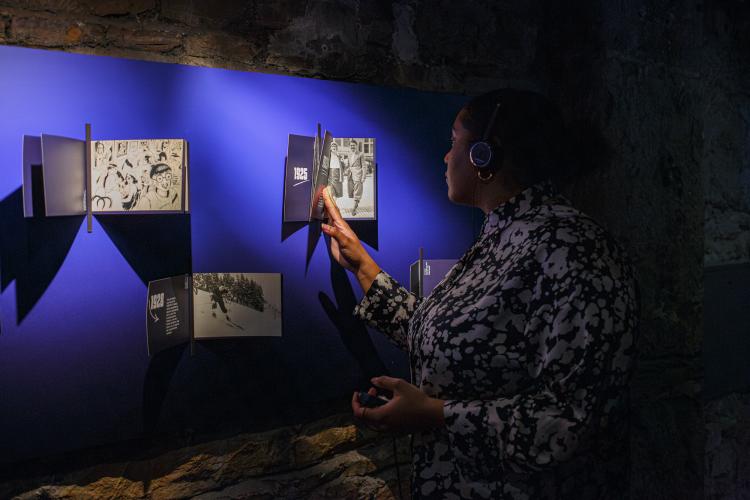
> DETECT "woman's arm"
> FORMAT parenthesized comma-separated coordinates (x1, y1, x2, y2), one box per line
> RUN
(321, 187, 380, 293)
(322, 187, 421, 350)
(356, 268, 637, 477)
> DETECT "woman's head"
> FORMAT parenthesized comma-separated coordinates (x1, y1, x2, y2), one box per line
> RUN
(445, 88, 577, 208)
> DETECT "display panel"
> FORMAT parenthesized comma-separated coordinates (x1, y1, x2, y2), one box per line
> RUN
(91, 138, 187, 212)
(0, 45, 470, 465)
(284, 132, 376, 222)
(21, 135, 41, 217)
(40, 134, 86, 217)
(409, 259, 458, 298)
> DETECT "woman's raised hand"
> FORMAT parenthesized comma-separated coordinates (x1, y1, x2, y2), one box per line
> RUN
(321, 187, 380, 293)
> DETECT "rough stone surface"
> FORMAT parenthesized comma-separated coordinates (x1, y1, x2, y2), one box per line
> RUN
(0, 413, 411, 499)
(0, 0, 748, 498)
(699, 0, 750, 268)
(107, 24, 182, 53)
(705, 392, 750, 500)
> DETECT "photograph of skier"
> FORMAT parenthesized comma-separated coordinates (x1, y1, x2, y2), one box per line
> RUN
(192, 273, 282, 338)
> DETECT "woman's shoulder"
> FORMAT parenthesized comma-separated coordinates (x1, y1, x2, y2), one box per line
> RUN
(503, 197, 632, 272)
(522, 197, 610, 242)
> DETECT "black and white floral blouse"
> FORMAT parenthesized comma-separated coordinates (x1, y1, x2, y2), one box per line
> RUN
(354, 182, 638, 499)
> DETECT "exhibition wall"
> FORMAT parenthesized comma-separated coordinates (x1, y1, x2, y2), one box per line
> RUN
(0, 45, 472, 464)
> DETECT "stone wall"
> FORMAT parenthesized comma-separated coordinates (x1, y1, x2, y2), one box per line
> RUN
(702, 3, 750, 268)
(0, 0, 549, 93)
(706, 392, 750, 499)
(1, 0, 748, 498)
(699, 2, 750, 499)
(0, 412, 412, 499)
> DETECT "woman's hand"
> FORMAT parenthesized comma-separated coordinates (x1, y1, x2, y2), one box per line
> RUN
(321, 187, 380, 293)
(352, 376, 445, 433)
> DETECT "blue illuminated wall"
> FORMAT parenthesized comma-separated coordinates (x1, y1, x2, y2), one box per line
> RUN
(0, 45, 472, 464)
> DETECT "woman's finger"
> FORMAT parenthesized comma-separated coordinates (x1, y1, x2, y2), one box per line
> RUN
(352, 391, 365, 416)
(322, 223, 346, 246)
(323, 186, 344, 223)
(371, 376, 402, 392)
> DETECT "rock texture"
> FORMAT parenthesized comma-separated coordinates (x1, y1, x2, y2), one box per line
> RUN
(0, 0, 748, 498)
(706, 392, 750, 500)
(0, 413, 411, 499)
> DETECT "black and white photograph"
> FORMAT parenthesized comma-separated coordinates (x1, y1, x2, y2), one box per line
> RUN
(89, 138, 186, 212)
(327, 137, 376, 219)
(192, 273, 282, 339)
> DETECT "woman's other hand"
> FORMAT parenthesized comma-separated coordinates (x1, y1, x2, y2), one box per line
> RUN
(352, 376, 445, 433)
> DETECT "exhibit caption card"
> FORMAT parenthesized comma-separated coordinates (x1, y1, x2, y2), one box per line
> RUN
(147, 273, 283, 356)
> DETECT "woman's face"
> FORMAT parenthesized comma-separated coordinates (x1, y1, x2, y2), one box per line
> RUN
(444, 110, 476, 205)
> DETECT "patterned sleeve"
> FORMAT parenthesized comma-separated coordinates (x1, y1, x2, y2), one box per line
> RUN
(443, 248, 638, 476)
(352, 270, 421, 351)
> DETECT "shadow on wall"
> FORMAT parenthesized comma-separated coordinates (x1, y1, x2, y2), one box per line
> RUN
(140, 335, 307, 440)
(281, 207, 379, 274)
(96, 213, 192, 285)
(0, 188, 194, 325)
(140, 222, 386, 446)
(319, 237, 388, 388)
(0, 188, 83, 325)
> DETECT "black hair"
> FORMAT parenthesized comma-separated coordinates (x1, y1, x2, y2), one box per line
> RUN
(461, 88, 608, 187)
(121, 173, 141, 210)
(149, 163, 172, 178)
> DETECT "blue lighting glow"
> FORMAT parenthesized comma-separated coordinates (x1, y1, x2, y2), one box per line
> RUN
(0, 45, 472, 463)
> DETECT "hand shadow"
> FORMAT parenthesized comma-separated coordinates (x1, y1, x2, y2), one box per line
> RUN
(318, 236, 388, 387)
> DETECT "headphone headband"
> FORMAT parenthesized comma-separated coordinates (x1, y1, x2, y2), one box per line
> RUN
(481, 102, 501, 142)
(469, 102, 501, 170)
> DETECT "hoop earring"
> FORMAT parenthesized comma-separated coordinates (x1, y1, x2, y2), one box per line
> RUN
(476, 169, 494, 182)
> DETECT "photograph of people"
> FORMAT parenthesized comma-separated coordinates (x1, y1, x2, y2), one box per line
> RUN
(345, 139, 364, 215)
(321, 89, 638, 498)
(331, 137, 376, 219)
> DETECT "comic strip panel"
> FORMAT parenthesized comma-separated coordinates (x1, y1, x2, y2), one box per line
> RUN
(90, 139, 185, 212)
(192, 273, 282, 339)
(327, 137, 376, 220)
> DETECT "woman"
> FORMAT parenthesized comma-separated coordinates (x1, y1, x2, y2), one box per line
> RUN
(322, 89, 638, 499)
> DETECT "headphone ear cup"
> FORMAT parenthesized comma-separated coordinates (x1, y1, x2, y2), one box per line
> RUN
(469, 141, 493, 169)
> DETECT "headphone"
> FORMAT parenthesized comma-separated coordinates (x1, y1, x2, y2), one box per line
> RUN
(468, 102, 502, 180)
